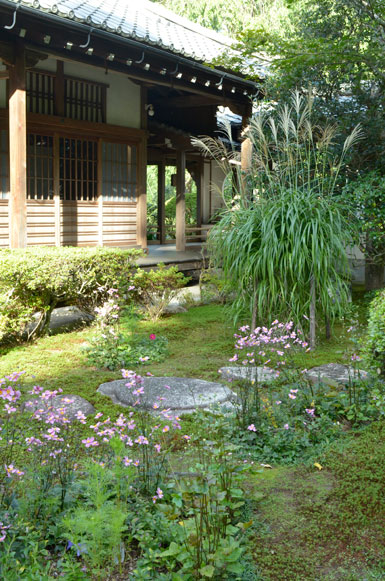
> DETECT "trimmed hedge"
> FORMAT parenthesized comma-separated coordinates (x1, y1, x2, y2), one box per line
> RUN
(0, 247, 142, 344)
(363, 289, 385, 376)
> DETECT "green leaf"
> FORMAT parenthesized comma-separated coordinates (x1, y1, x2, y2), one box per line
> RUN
(161, 542, 181, 557)
(199, 565, 215, 578)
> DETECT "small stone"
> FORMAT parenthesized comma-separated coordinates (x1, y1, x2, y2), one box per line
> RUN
(97, 376, 236, 415)
(163, 304, 187, 314)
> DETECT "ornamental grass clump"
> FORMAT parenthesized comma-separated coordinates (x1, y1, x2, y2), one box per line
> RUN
(193, 91, 362, 346)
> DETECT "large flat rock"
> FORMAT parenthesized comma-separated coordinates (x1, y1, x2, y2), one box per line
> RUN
(219, 366, 277, 383)
(98, 377, 236, 415)
(305, 363, 369, 387)
(24, 394, 95, 420)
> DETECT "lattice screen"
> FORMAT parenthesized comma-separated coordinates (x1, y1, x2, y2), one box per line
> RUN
(59, 137, 98, 201)
(26, 71, 106, 122)
(27, 134, 54, 200)
(102, 142, 137, 201)
(27, 71, 55, 115)
(65, 78, 106, 123)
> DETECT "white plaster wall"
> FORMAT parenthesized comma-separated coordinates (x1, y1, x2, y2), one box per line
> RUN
(210, 161, 226, 215)
(202, 160, 211, 223)
(347, 243, 365, 261)
(36, 57, 141, 128)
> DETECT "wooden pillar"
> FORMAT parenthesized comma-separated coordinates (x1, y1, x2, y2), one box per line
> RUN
(241, 132, 252, 200)
(157, 160, 166, 244)
(97, 139, 103, 247)
(196, 159, 203, 229)
(8, 44, 27, 248)
(137, 86, 148, 249)
(240, 105, 253, 200)
(53, 134, 61, 246)
(176, 150, 186, 252)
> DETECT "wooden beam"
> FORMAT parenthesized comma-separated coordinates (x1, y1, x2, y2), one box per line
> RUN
(176, 149, 186, 252)
(157, 160, 166, 245)
(0, 71, 10, 80)
(0, 110, 147, 142)
(152, 94, 221, 108)
(8, 43, 27, 248)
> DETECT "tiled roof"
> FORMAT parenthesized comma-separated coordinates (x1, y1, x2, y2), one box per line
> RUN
(10, 0, 235, 63)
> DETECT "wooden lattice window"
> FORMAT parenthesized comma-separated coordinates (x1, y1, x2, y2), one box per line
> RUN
(27, 134, 54, 200)
(59, 137, 98, 201)
(0, 130, 9, 199)
(26, 71, 55, 115)
(102, 142, 137, 201)
(65, 78, 106, 123)
(26, 70, 107, 122)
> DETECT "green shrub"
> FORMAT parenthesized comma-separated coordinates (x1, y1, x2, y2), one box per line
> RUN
(132, 263, 190, 321)
(200, 268, 230, 304)
(363, 289, 385, 376)
(0, 247, 142, 344)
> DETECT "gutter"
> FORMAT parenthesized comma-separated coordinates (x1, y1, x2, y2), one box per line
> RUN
(0, 0, 260, 93)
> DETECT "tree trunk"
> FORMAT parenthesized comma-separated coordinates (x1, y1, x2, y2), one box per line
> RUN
(365, 260, 385, 291)
(251, 285, 257, 331)
(310, 276, 316, 349)
(325, 317, 331, 340)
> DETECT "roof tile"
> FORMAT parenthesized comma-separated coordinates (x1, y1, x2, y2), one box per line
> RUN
(15, 0, 233, 62)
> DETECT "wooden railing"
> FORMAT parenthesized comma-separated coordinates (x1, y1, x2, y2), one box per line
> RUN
(147, 223, 213, 244)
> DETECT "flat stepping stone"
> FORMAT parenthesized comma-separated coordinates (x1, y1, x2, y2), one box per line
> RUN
(97, 377, 236, 415)
(219, 366, 277, 383)
(25, 394, 95, 420)
(305, 363, 368, 388)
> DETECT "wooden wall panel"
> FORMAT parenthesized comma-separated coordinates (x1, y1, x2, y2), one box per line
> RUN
(102, 202, 137, 247)
(0, 200, 138, 249)
(26, 200, 56, 246)
(0, 199, 9, 247)
(61, 202, 99, 247)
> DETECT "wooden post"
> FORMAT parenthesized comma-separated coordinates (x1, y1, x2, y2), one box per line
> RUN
(53, 134, 61, 246)
(157, 160, 166, 244)
(136, 86, 148, 250)
(196, 159, 203, 230)
(241, 133, 252, 200)
(310, 275, 316, 349)
(176, 150, 186, 251)
(137, 138, 148, 250)
(97, 139, 103, 246)
(8, 43, 27, 248)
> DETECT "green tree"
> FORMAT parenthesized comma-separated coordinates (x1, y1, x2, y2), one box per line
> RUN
(153, 0, 287, 38)
(227, 0, 385, 288)
(343, 173, 385, 290)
